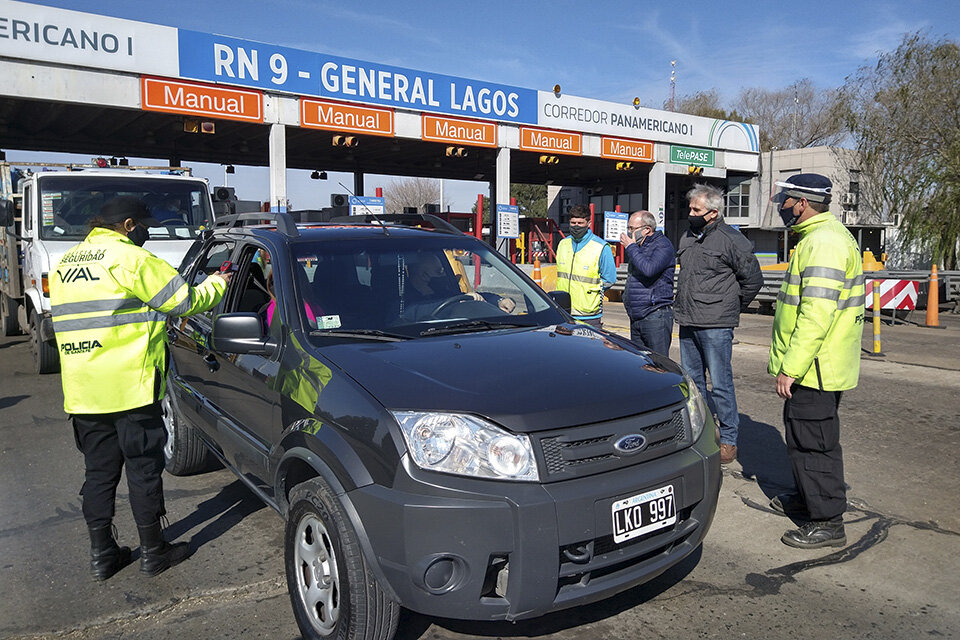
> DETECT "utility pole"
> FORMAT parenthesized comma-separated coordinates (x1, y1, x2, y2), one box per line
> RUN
(793, 85, 800, 146)
(669, 60, 677, 111)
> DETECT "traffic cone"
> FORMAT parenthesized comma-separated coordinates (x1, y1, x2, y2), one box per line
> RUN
(532, 258, 543, 288)
(925, 264, 940, 328)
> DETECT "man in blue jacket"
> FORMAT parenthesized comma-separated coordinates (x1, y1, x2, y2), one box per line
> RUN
(620, 210, 675, 355)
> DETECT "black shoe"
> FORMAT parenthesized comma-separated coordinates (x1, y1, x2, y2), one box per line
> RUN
(88, 524, 132, 582)
(781, 520, 846, 549)
(137, 521, 191, 577)
(770, 494, 808, 518)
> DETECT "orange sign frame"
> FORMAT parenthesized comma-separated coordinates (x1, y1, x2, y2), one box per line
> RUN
(421, 115, 497, 147)
(140, 76, 263, 122)
(301, 98, 394, 136)
(600, 136, 655, 163)
(519, 127, 582, 155)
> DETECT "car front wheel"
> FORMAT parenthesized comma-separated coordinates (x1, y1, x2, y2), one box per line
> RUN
(285, 478, 399, 640)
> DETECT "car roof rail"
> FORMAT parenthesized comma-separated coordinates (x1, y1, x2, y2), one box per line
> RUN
(328, 213, 463, 235)
(214, 211, 300, 237)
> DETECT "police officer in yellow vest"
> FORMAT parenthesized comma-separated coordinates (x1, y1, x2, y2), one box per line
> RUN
(767, 174, 865, 549)
(556, 205, 617, 328)
(50, 196, 232, 580)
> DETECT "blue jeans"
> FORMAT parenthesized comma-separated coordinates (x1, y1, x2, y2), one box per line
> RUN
(679, 326, 739, 445)
(629, 306, 674, 356)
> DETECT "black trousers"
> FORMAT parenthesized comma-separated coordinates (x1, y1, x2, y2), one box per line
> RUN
(72, 402, 167, 529)
(784, 384, 846, 521)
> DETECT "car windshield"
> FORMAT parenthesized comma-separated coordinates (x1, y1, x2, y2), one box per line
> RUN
(295, 234, 564, 340)
(37, 174, 214, 241)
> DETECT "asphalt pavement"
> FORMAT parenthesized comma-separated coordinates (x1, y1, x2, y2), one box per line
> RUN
(1, 308, 958, 639)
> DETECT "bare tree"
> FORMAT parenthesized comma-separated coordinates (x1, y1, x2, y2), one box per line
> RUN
(839, 32, 960, 269)
(735, 79, 846, 151)
(384, 177, 442, 214)
(668, 89, 747, 121)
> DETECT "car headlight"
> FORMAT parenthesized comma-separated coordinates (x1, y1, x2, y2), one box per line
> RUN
(679, 372, 707, 442)
(392, 411, 539, 481)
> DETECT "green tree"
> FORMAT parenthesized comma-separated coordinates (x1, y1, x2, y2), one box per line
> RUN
(840, 32, 960, 269)
(470, 183, 548, 224)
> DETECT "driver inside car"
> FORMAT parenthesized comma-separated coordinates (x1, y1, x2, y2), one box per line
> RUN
(405, 252, 516, 316)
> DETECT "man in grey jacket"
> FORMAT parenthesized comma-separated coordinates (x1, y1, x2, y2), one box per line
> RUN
(676, 184, 762, 465)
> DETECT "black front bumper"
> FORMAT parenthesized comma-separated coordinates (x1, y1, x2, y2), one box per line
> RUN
(347, 425, 720, 621)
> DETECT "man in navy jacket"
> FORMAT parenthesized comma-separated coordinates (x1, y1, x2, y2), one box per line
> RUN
(620, 210, 676, 355)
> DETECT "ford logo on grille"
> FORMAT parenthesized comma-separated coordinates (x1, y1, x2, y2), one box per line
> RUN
(614, 434, 647, 455)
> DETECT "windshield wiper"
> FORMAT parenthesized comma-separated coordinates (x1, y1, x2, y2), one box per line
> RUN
(419, 320, 536, 337)
(309, 329, 410, 342)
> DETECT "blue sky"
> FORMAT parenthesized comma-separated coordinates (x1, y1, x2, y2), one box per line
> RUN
(12, 0, 960, 210)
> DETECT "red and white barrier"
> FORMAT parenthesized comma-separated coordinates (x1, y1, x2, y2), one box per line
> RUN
(865, 279, 919, 310)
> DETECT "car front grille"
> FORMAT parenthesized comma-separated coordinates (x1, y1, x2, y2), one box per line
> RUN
(556, 506, 698, 599)
(533, 404, 689, 482)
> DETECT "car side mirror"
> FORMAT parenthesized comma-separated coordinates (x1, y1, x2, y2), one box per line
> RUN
(0, 199, 14, 227)
(211, 312, 278, 356)
(547, 290, 572, 312)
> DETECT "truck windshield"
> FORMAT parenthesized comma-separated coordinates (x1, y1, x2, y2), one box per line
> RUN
(37, 175, 214, 241)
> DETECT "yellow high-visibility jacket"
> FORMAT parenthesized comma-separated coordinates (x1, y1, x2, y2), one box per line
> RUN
(768, 212, 865, 391)
(556, 236, 605, 318)
(50, 227, 226, 414)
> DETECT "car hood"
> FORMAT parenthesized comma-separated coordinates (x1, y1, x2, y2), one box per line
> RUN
(318, 324, 686, 433)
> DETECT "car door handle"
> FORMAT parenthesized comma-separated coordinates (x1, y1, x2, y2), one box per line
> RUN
(203, 353, 220, 372)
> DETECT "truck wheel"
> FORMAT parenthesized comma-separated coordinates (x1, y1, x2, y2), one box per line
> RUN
(31, 310, 60, 374)
(161, 384, 216, 476)
(285, 478, 399, 640)
(2, 293, 22, 336)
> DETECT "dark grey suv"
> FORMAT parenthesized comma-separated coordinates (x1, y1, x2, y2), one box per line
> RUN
(162, 212, 721, 640)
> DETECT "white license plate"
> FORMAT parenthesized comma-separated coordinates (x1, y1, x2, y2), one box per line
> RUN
(611, 484, 677, 544)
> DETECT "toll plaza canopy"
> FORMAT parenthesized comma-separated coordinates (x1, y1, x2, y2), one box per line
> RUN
(0, 0, 760, 215)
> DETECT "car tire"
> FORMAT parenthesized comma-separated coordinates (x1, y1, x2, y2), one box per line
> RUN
(30, 309, 59, 374)
(1, 293, 22, 336)
(285, 478, 399, 640)
(161, 381, 217, 476)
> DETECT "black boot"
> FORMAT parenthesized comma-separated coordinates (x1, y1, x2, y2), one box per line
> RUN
(88, 524, 131, 582)
(781, 519, 847, 549)
(137, 521, 190, 576)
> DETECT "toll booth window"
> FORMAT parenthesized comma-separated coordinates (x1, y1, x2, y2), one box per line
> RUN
(726, 177, 751, 218)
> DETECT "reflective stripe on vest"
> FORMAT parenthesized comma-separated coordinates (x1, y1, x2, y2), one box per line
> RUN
(769, 213, 865, 391)
(50, 227, 225, 414)
(556, 237, 604, 316)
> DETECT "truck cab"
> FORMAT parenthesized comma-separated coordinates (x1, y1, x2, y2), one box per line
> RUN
(0, 161, 216, 373)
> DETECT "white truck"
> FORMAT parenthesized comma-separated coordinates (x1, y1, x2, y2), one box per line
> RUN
(0, 161, 217, 373)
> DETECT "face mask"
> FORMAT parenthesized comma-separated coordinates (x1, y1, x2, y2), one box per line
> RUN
(688, 215, 707, 233)
(633, 229, 645, 242)
(569, 225, 588, 240)
(779, 202, 801, 228)
(128, 224, 149, 247)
